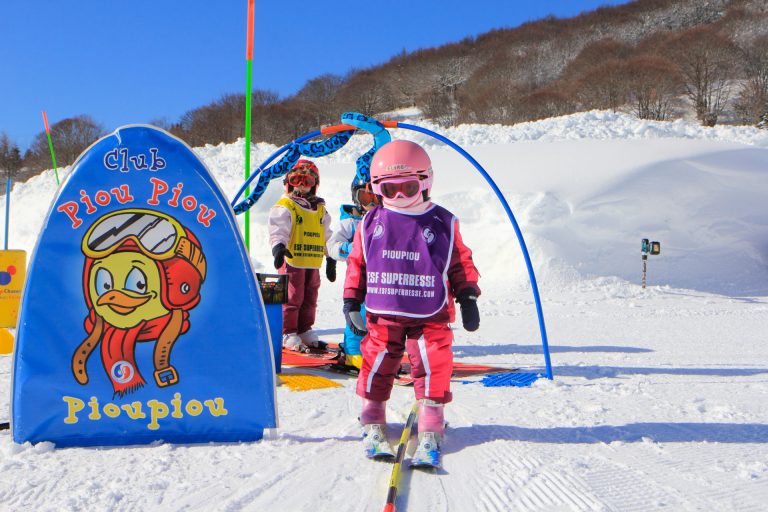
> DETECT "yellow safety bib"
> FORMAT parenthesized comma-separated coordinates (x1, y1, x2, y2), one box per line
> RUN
(277, 197, 326, 269)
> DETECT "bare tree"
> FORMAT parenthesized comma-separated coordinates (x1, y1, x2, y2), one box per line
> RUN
(174, 89, 282, 146)
(0, 132, 23, 181)
(431, 56, 473, 123)
(251, 89, 279, 107)
(734, 35, 768, 125)
(418, 88, 454, 126)
(665, 27, 740, 126)
(570, 59, 631, 112)
(389, 50, 423, 106)
(516, 87, 575, 122)
(625, 56, 682, 120)
(458, 51, 525, 124)
(148, 117, 174, 131)
(249, 90, 282, 141)
(458, 81, 523, 124)
(178, 93, 246, 146)
(336, 71, 396, 117)
(24, 115, 104, 174)
(293, 74, 344, 126)
(273, 99, 322, 139)
(560, 38, 632, 82)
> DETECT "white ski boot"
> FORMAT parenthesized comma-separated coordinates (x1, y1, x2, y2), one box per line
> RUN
(282, 333, 304, 352)
(410, 431, 442, 469)
(298, 330, 327, 351)
(362, 423, 395, 460)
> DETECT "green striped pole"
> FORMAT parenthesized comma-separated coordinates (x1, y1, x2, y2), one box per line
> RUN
(383, 402, 420, 512)
(42, 111, 60, 185)
(243, 0, 255, 250)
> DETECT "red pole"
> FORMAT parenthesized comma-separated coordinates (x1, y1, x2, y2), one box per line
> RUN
(246, 0, 255, 60)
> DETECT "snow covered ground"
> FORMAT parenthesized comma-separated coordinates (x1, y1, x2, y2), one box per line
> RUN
(1, 111, 767, 511)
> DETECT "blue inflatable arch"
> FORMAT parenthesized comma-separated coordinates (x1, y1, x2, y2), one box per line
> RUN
(232, 113, 553, 380)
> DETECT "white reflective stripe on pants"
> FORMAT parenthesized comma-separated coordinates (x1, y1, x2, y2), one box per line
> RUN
(366, 349, 389, 393)
(416, 335, 432, 397)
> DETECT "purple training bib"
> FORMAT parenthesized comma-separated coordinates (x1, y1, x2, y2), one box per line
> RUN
(362, 205, 455, 318)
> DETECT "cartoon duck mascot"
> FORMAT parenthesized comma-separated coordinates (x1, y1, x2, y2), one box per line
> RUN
(71, 208, 207, 397)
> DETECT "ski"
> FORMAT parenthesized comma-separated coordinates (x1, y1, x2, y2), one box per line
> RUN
(394, 373, 414, 387)
(383, 402, 419, 512)
(281, 346, 338, 361)
(394, 363, 414, 387)
(298, 340, 331, 354)
(322, 361, 358, 377)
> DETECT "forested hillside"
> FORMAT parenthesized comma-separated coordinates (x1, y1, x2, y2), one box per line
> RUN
(7, 0, 768, 179)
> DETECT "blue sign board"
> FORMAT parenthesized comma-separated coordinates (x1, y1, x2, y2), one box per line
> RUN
(12, 125, 277, 446)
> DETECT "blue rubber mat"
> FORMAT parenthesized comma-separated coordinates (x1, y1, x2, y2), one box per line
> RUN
(479, 372, 543, 387)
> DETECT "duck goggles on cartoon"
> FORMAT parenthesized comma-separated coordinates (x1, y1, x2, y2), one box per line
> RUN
(286, 172, 317, 188)
(82, 208, 200, 263)
(378, 177, 423, 199)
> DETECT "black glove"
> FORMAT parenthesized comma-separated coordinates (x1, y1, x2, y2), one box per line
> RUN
(456, 288, 480, 332)
(343, 298, 367, 336)
(326, 257, 337, 282)
(272, 243, 292, 269)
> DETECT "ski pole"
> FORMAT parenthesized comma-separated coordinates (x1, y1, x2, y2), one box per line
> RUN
(41, 111, 60, 186)
(383, 402, 419, 512)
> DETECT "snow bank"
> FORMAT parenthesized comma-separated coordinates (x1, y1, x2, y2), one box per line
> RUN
(3, 111, 767, 296)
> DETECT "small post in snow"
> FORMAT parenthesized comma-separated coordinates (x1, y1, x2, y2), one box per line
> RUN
(641, 238, 661, 288)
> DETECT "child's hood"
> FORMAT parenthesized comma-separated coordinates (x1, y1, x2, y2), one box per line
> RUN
(284, 193, 326, 211)
(339, 204, 362, 221)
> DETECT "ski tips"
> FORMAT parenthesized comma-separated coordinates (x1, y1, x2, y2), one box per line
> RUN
(370, 452, 396, 461)
(409, 460, 440, 471)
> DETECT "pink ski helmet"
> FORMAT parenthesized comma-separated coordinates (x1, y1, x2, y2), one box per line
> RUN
(370, 140, 433, 198)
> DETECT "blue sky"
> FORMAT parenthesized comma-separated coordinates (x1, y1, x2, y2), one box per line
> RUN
(1, 0, 632, 151)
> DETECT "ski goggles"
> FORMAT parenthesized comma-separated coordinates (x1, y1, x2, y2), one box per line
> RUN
(354, 187, 379, 207)
(82, 209, 192, 261)
(286, 172, 316, 188)
(379, 177, 422, 199)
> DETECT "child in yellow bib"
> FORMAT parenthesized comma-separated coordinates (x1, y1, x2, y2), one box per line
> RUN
(268, 160, 335, 352)
(276, 196, 326, 269)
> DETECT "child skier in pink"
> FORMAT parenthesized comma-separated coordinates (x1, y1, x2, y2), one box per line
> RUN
(342, 140, 480, 467)
(269, 159, 336, 352)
